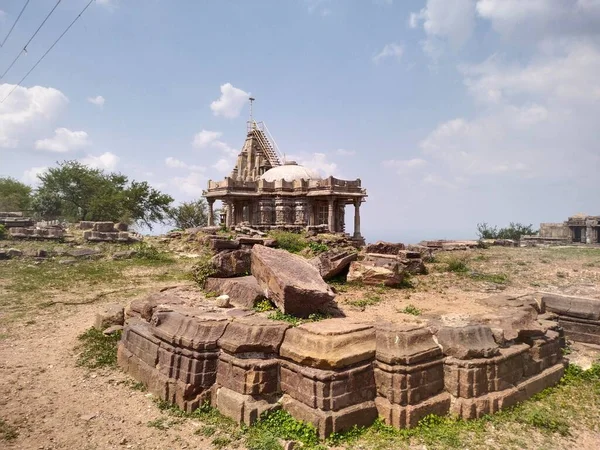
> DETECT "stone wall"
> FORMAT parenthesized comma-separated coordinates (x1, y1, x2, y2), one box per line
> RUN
(118, 292, 566, 438)
(539, 223, 570, 239)
(80, 221, 137, 242)
(8, 227, 64, 239)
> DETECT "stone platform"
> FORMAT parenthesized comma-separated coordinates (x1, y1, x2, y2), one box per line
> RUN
(117, 288, 568, 438)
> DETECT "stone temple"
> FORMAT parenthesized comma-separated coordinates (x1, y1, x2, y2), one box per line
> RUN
(203, 117, 367, 242)
(523, 214, 600, 245)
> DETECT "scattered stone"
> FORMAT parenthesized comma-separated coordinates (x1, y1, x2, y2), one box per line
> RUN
(95, 304, 125, 330)
(210, 238, 241, 251)
(204, 276, 264, 309)
(67, 248, 102, 258)
(103, 325, 124, 335)
(210, 249, 251, 277)
(80, 413, 97, 421)
(0, 250, 9, 260)
(7, 248, 22, 257)
(310, 250, 358, 280)
(365, 241, 405, 255)
(347, 255, 406, 287)
(215, 295, 231, 308)
(112, 250, 137, 260)
(58, 259, 77, 265)
(93, 222, 115, 232)
(251, 245, 335, 317)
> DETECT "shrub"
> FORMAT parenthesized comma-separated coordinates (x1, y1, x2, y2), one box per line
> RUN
(445, 257, 469, 273)
(132, 241, 170, 261)
(400, 304, 421, 316)
(268, 230, 308, 253)
(191, 252, 216, 287)
(308, 241, 329, 254)
(476, 221, 538, 240)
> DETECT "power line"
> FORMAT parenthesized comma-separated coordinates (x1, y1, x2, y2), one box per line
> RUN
(0, 0, 95, 104)
(0, 0, 32, 48)
(0, 0, 62, 80)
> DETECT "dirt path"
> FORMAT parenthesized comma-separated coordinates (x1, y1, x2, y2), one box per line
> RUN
(0, 304, 213, 450)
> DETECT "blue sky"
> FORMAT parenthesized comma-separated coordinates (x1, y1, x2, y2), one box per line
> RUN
(1, 0, 599, 242)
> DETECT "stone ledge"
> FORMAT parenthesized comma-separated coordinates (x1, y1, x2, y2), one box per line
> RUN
(375, 392, 451, 429)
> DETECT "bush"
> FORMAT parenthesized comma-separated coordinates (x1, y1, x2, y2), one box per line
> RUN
(269, 230, 308, 253)
(191, 252, 216, 287)
(0, 224, 6, 240)
(445, 257, 469, 273)
(308, 241, 329, 254)
(477, 221, 538, 240)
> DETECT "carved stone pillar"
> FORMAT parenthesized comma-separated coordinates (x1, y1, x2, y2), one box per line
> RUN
(207, 199, 215, 226)
(275, 198, 293, 226)
(258, 199, 274, 226)
(294, 199, 308, 226)
(307, 201, 315, 226)
(337, 203, 345, 233)
(327, 198, 335, 233)
(226, 201, 233, 228)
(353, 198, 362, 239)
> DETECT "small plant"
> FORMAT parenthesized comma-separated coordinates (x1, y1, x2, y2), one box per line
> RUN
(348, 294, 382, 309)
(76, 327, 121, 369)
(205, 291, 219, 298)
(254, 298, 275, 312)
(0, 224, 6, 240)
(308, 241, 329, 254)
(147, 417, 169, 430)
(195, 425, 216, 437)
(445, 257, 469, 273)
(268, 230, 308, 254)
(248, 410, 321, 449)
(212, 436, 233, 448)
(400, 304, 421, 316)
(0, 419, 18, 441)
(267, 310, 330, 327)
(191, 252, 216, 287)
(132, 241, 171, 261)
(470, 272, 509, 284)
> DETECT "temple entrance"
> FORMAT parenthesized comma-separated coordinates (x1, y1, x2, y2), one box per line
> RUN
(573, 227, 582, 243)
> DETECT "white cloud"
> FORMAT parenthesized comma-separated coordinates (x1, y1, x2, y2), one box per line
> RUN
(213, 158, 232, 173)
(0, 84, 68, 148)
(373, 43, 404, 64)
(476, 0, 600, 40)
(210, 83, 249, 119)
(165, 156, 206, 172)
(384, 158, 428, 174)
(193, 130, 222, 148)
(87, 95, 105, 107)
(173, 171, 207, 196)
(22, 166, 48, 185)
(336, 148, 356, 156)
(292, 152, 340, 178)
(418, 42, 600, 181)
(80, 152, 120, 171)
(34, 128, 91, 153)
(410, 0, 477, 58)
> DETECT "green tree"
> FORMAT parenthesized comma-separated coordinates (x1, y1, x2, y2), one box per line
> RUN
(32, 161, 173, 229)
(0, 177, 32, 211)
(477, 221, 537, 240)
(168, 199, 209, 229)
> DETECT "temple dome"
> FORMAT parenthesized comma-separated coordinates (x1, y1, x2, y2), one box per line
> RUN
(260, 161, 322, 182)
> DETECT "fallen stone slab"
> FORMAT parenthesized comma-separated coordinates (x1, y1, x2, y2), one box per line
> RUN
(126, 291, 187, 322)
(542, 293, 600, 320)
(218, 315, 290, 354)
(204, 276, 264, 309)
(279, 319, 375, 370)
(310, 250, 357, 280)
(210, 249, 251, 277)
(347, 259, 405, 287)
(251, 245, 335, 317)
(210, 238, 241, 251)
(67, 248, 102, 258)
(365, 241, 406, 255)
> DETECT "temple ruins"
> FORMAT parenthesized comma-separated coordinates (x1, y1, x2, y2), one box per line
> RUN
(523, 214, 600, 246)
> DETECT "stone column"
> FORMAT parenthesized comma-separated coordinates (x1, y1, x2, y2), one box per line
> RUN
(294, 199, 308, 226)
(328, 198, 335, 232)
(207, 199, 215, 226)
(226, 202, 233, 228)
(586, 224, 593, 245)
(353, 198, 362, 239)
(307, 201, 314, 226)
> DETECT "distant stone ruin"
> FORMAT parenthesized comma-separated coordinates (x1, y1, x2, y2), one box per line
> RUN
(1, 211, 65, 240)
(523, 214, 600, 246)
(79, 221, 139, 242)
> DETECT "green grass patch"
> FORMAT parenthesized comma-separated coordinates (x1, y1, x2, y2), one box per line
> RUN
(267, 310, 330, 327)
(247, 410, 322, 450)
(76, 327, 121, 369)
(445, 257, 470, 273)
(253, 298, 275, 312)
(347, 294, 382, 309)
(470, 272, 509, 284)
(308, 241, 329, 254)
(268, 230, 308, 254)
(399, 304, 421, 316)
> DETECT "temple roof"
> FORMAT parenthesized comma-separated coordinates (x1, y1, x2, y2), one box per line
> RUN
(260, 161, 322, 182)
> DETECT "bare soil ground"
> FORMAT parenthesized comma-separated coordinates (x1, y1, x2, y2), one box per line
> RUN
(1, 242, 600, 449)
